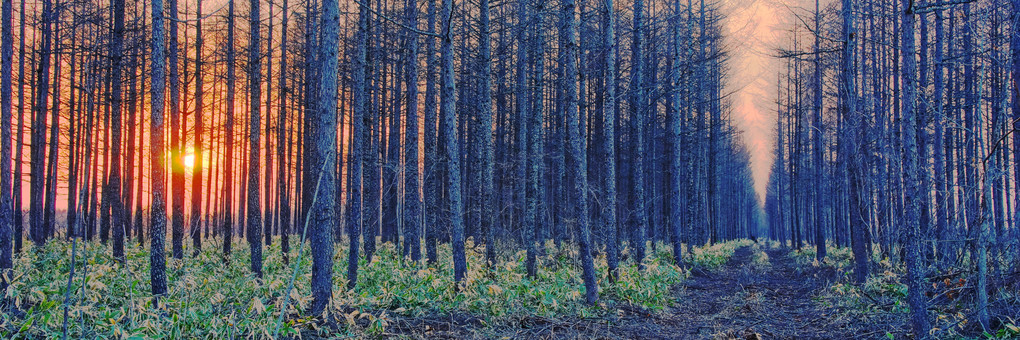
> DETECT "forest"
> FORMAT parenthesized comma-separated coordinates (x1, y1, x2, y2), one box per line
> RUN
(0, 0, 1017, 337)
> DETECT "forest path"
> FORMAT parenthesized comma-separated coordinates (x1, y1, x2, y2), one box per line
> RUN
(387, 245, 859, 339)
(659, 245, 853, 339)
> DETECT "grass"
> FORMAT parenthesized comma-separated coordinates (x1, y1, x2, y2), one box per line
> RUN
(0, 236, 711, 338)
(688, 239, 755, 270)
(790, 243, 1020, 339)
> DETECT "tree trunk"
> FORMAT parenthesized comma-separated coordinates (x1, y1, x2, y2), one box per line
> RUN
(900, 2, 931, 336)
(223, 0, 236, 261)
(629, 0, 647, 269)
(276, 0, 290, 265)
(30, 0, 53, 247)
(403, 0, 422, 263)
(168, 0, 184, 260)
(440, 0, 467, 284)
(346, 0, 368, 290)
(562, 0, 597, 305)
(190, 0, 205, 256)
(247, 0, 263, 279)
(423, 0, 439, 266)
(477, 0, 495, 267)
(812, 0, 826, 261)
(110, 0, 127, 262)
(1, 0, 14, 296)
(149, 0, 169, 298)
(309, 0, 339, 315)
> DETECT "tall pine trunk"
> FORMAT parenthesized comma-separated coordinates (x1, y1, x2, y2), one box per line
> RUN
(309, 0, 339, 315)
(562, 0, 597, 305)
(440, 0, 467, 284)
(222, 0, 237, 261)
(110, 0, 127, 262)
(168, 0, 184, 260)
(190, 0, 205, 256)
(900, 2, 931, 336)
(149, 0, 169, 299)
(1, 0, 14, 296)
(403, 0, 422, 263)
(247, 0, 263, 279)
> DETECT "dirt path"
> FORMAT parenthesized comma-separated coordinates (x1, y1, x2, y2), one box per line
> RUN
(662, 245, 851, 339)
(387, 245, 856, 339)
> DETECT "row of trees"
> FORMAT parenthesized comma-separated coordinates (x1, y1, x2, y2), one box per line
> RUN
(0, 0, 761, 311)
(765, 0, 1020, 336)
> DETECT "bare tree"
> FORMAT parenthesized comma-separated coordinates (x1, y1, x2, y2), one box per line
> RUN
(247, 0, 264, 278)
(309, 0, 339, 314)
(149, 0, 169, 299)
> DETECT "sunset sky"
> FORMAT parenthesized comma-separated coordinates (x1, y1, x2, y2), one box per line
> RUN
(722, 0, 822, 203)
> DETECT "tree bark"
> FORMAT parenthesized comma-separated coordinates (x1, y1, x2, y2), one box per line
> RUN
(309, 0, 339, 315)
(562, 0, 598, 304)
(440, 0, 466, 284)
(900, 2, 931, 336)
(149, 0, 169, 298)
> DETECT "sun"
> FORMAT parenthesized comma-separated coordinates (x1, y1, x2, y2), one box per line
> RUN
(183, 150, 195, 170)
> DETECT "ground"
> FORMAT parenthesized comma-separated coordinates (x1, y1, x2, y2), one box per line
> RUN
(9, 239, 1013, 339)
(379, 244, 876, 339)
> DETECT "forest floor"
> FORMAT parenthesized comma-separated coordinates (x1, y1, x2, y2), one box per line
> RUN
(385, 244, 880, 339)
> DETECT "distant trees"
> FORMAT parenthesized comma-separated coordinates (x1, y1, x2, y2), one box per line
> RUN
(765, 0, 1019, 336)
(0, 0, 762, 318)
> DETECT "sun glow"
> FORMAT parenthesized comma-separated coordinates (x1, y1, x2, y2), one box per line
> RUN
(183, 149, 195, 170)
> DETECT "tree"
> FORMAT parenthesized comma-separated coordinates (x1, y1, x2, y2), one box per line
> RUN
(811, 0, 825, 261)
(275, 0, 290, 264)
(223, 0, 237, 261)
(519, 0, 539, 278)
(900, 1, 931, 336)
(346, 0, 368, 290)
(30, 0, 54, 247)
(1011, 1, 1020, 269)
(247, 0, 264, 279)
(309, 0, 339, 315)
(601, 0, 619, 278)
(477, 0, 496, 268)
(13, 0, 24, 255)
(168, 0, 184, 260)
(190, 0, 205, 256)
(628, 0, 647, 268)
(403, 0, 422, 263)
(841, 0, 868, 285)
(110, 0, 127, 262)
(1, 0, 14, 297)
(423, 0, 439, 266)
(562, 0, 597, 304)
(667, 0, 682, 267)
(149, 0, 169, 299)
(440, 0, 466, 284)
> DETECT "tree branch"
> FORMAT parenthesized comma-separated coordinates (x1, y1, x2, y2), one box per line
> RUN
(914, 0, 976, 14)
(353, 0, 440, 38)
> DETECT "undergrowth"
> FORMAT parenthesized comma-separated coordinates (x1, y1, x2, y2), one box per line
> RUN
(0, 236, 737, 338)
(788, 243, 1020, 339)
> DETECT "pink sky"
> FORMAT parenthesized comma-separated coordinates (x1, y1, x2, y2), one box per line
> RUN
(722, 0, 820, 203)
